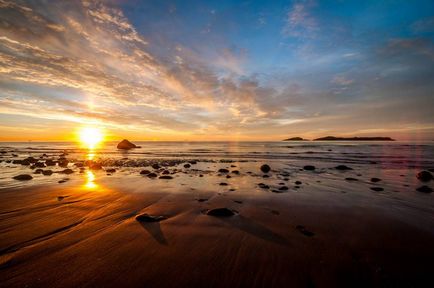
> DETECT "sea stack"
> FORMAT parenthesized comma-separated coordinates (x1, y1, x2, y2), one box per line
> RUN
(117, 139, 139, 150)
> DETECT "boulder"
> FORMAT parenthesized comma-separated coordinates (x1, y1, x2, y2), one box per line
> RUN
(260, 164, 271, 173)
(13, 174, 33, 181)
(206, 208, 236, 217)
(303, 165, 315, 171)
(416, 171, 433, 182)
(117, 139, 138, 150)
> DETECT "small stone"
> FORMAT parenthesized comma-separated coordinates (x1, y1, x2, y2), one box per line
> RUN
(159, 175, 173, 179)
(147, 173, 158, 178)
(151, 163, 160, 169)
(260, 164, 271, 173)
(258, 183, 269, 189)
(295, 181, 302, 185)
(184, 163, 191, 168)
(416, 171, 433, 182)
(278, 186, 289, 191)
(218, 168, 229, 173)
(296, 225, 315, 237)
(371, 177, 382, 182)
(219, 182, 228, 186)
(345, 177, 358, 181)
(416, 186, 432, 193)
(206, 208, 236, 217)
(135, 213, 167, 222)
(335, 165, 353, 170)
(42, 170, 53, 176)
(106, 168, 116, 173)
(231, 170, 240, 174)
(370, 187, 384, 192)
(140, 170, 151, 175)
(13, 174, 33, 181)
(303, 165, 315, 171)
(59, 169, 74, 174)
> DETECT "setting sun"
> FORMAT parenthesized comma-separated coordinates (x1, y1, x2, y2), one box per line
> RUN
(78, 127, 104, 149)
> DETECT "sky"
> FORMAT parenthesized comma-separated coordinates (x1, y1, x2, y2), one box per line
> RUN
(0, 0, 433, 141)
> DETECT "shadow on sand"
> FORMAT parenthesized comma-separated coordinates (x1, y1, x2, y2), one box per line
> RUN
(217, 215, 289, 246)
(139, 222, 168, 245)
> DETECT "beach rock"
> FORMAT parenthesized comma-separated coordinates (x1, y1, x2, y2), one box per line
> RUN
(296, 225, 315, 237)
(183, 163, 191, 168)
(279, 186, 289, 191)
(335, 165, 353, 170)
(206, 208, 236, 217)
(140, 169, 151, 175)
(34, 162, 46, 168)
(13, 174, 33, 181)
(416, 185, 432, 193)
(152, 164, 160, 169)
(117, 139, 138, 150)
(295, 181, 302, 185)
(231, 170, 240, 175)
(12, 160, 22, 164)
(59, 168, 74, 174)
(135, 213, 167, 222)
(303, 165, 315, 171)
(370, 177, 382, 182)
(89, 163, 102, 170)
(218, 168, 229, 173)
(416, 171, 433, 182)
(42, 170, 53, 176)
(260, 164, 271, 173)
(74, 162, 84, 168)
(58, 178, 69, 183)
(58, 160, 68, 168)
(147, 172, 158, 178)
(106, 168, 116, 173)
(34, 169, 44, 174)
(197, 198, 208, 202)
(370, 187, 384, 192)
(159, 175, 173, 179)
(262, 175, 270, 178)
(189, 161, 197, 165)
(45, 159, 56, 166)
(219, 182, 228, 186)
(345, 177, 358, 181)
(258, 183, 269, 189)
(162, 170, 170, 175)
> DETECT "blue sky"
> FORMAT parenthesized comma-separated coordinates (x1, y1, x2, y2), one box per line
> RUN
(0, 0, 433, 140)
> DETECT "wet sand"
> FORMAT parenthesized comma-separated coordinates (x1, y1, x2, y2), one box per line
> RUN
(1, 161, 433, 287)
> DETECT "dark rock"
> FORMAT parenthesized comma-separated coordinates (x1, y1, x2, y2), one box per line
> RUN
(296, 225, 315, 237)
(159, 175, 173, 179)
(219, 182, 228, 186)
(295, 181, 302, 185)
(106, 168, 116, 173)
(74, 162, 84, 168)
(370, 187, 384, 192)
(262, 174, 270, 178)
(197, 198, 208, 202)
(151, 163, 160, 169)
(416, 186, 432, 193)
(370, 177, 382, 182)
(45, 159, 56, 166)
(184, 163, 191, 168)
(58, 178, 69, 183)
(260, 164, 271, 173)
(416, 171, 433, 182)
(135, 213, 167, 222)
(42, 170, 53, 176)
(206, 208, 236, 217)
(233, 200, 243, 204)
(12, 160, 22, 164)
(140, 170, 151, 175)
(189, 160, 197, 165)
(303, 165, 315, 171)
(218, 168, 229, 173)
(34, 168, 44, 174)
(34, 162, 46, 168)
(58, 160, 68, 168)
(117, 139, 138, 150)
(199, 174, 203, 177)
(258, 183, 269, 189)
(59, 169, 74, 174)
(13, 174, 33, 181)
(231, 170, 240, 175)
(345, 177, 358, 181)
(335, 165, 353, 170)
(279, 186, 289, 191)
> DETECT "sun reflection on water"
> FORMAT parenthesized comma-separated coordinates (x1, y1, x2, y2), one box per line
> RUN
(84, 170, 97, 189)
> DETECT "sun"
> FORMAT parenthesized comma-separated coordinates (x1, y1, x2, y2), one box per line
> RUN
(78, 127, 104, 149)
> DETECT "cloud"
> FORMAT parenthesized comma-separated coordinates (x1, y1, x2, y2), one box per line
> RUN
(282, 0, 318, 38)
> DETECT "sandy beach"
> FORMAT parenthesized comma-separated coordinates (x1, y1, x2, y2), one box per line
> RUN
(1, 142, 433, 287)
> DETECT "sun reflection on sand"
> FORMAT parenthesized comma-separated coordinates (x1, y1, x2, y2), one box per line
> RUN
(84, 170, 98, 189)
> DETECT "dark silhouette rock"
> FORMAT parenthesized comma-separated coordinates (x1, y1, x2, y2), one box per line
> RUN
(45, 159, 56, 166)
(59, 169, 74, 174)
(218, 168, 229, 173)
(370, 187, 384, 192)
(416, 185, 432, 193)
(371, 177, 382, 182)
(151, 164, 160, 169)
(345, 177, 358, 181)
(260, 164, 271, 173)
(416, 171, 433, 182)
(135, 213, 167, 222)
(13, 174, 33, 181)
(117, 139, 138, 150)
(335, 165, 353, 170)
(34, 169, 44, 174)
(279, 186, 289, 191)
(42, 170, 53, 176)
(303, 165, 315, 171)
(283, 137, 308, 141)
(105, 168, 116, 173)
(295, 181, 302, 185)
(231, 170, 240, 174)
(206, 208, 236, 217)
(162, 170, 170, 175)
(219, 182, 228, 186)
(34, 162, 46, 168)
(147, 172, 158, 178)
(183, 163, 191, 168)
(258, 183, 269, 189)
(159, 175, 173, 179)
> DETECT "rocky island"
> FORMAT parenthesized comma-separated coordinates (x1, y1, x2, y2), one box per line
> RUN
(283, 137, 308, 141)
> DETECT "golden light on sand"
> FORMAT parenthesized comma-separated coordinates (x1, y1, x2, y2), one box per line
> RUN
(84, 170, 97, 189)
(78, 127, 104, 149)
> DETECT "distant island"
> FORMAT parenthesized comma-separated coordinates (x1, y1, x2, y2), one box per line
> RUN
(283, 137, 308, 141)
(313, 136, 395, 141)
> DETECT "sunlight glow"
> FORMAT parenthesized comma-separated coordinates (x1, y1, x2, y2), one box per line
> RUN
(84, 170, 97, 189)
(78, 127, 104, 149)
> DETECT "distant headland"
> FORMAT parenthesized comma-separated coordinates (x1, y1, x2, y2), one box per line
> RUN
(283, 136, 395, 141)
